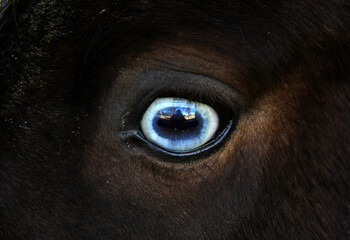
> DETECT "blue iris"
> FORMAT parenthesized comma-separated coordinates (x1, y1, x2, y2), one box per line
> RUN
(141, 98, 219, 152)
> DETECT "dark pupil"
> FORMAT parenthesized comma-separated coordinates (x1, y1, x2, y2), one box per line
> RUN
(157, 108, 199, 130)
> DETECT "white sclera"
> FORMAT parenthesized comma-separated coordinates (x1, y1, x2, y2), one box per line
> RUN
(140, 97, 219, 152)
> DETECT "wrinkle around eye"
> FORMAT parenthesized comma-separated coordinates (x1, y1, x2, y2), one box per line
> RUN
(118, 40, 256, 100)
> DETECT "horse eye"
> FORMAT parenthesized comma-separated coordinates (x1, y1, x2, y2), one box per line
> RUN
(140, 97, 219, 153)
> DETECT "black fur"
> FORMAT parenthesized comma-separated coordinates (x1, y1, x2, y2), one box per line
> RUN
(0, 0, 349, 239)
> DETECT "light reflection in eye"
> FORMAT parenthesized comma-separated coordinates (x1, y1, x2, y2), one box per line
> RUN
(140, 98, 219, 152)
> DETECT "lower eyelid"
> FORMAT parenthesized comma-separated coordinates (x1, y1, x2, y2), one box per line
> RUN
(137, 119, 234, 160)
(112, 118, 234, 163)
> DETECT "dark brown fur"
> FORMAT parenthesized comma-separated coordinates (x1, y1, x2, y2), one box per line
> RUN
(0, 0, 349, 239)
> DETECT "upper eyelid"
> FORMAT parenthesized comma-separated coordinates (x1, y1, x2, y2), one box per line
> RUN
(133, 69, 246, 109)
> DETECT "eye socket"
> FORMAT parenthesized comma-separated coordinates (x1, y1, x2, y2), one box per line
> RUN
(140, 97, 220, 153)
(112, 70, 243, 160)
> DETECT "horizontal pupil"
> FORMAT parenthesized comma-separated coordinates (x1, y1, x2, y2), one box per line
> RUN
(156, 108, 199, 130)
(157, 118, 199, 130)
